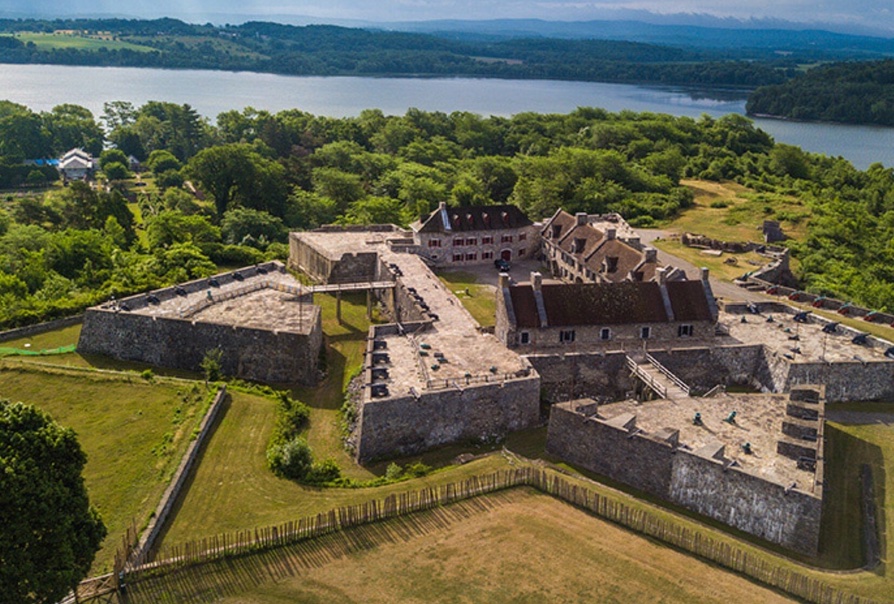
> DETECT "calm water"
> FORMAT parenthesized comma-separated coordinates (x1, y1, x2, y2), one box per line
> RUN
(2, 63, 893, 169)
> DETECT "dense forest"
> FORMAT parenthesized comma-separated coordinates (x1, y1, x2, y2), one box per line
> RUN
(747, 59, 894, 126)
(1, 99, 894, 328)
(0, 18, 794, 88)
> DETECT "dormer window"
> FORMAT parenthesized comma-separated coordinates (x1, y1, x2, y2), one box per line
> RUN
(551, 224, 561, 238)
(574, 238, 586, 254)
(606, 256, 619, 272)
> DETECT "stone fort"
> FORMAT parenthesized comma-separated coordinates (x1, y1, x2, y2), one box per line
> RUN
(288, 206, 894, 557)
(79, 204, 894, 558)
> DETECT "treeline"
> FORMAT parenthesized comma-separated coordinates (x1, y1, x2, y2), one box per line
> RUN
(0, 18, 793, 88)
(2, 100, 894, 327)
(747, 59, 894, 125)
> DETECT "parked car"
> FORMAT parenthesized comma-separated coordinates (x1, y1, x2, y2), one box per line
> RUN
(494, 258, 511, 272)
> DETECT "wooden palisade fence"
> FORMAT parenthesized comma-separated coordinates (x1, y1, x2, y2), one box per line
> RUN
(115, 468, 880, 604)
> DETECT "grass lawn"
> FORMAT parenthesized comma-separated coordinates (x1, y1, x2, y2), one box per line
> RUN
(652, 238, 771, 282)
(436, 270, 497, 327)
(11, 32, 156, 52)
(0, 365, 211, 573)
(666, 180, 811, 243)
(130, 489, 797, 604)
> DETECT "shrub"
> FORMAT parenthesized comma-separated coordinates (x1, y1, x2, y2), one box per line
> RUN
(306, 458, 342, 484)
(267, 436, 313, 480)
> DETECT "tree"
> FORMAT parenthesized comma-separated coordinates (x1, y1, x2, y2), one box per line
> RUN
(102, 161, 131, 181)
(187, 144, 288, 219)
(0, 400, 106, 603)
(220, 208, 285, 246)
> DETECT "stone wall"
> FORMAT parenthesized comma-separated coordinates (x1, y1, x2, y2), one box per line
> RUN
(356, 373, 541, 461)
(786, 361, 894, 402)
(648, 345, 770, 393)
(546, 401, 822, 555)
(526, 351, 635, 402)
(0, 314, 83, 343)
(669, 452, 821, 555)
(78, 308, 322, 385)
(546, 402, 675, 495)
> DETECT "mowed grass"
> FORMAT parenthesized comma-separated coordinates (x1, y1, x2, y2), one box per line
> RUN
(11, 32, 156, 52)
(436, 270, 497, 327)
(0, 365, 210, 573)
(667, 179, 811, 243)
(130, 489, 796, 604)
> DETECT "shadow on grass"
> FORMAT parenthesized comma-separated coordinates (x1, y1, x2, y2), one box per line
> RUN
(124, 492, 519, 603)
(149, 392, 234, 564)
(820, 424, 886, 572)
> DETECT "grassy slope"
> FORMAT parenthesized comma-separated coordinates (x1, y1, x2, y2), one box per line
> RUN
(0, 366, 209, 573)
(131, 490, 796, 604)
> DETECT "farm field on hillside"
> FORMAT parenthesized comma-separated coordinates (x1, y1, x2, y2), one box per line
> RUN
(129, 489, 797, 604)
(10, 32, 155, 52)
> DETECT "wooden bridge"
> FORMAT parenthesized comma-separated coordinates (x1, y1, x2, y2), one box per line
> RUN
(308, 281, 396, 321)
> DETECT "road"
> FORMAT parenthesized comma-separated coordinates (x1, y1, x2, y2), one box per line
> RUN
(637, 228, 767, 304)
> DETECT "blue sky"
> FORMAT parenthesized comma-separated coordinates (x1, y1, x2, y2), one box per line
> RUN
(4, 0, 894, 35)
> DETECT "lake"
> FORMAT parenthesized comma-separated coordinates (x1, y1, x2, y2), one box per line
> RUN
(2, 63, 893, 170)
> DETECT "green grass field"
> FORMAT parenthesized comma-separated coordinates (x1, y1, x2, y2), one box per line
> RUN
(10, 32, 156, 52)
(129, 489, 798, 604)
(0, 365, 211, 573)
(436, 270, 497, 327)
(664, 180, 811, 243)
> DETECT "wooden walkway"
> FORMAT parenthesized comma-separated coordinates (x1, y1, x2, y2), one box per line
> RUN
(308, 281, 395, 293)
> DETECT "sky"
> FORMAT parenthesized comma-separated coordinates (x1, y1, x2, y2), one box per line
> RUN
(3, 0, 894, 36)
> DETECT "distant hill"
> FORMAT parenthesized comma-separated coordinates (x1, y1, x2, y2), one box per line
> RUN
(380, 19, 894, 60)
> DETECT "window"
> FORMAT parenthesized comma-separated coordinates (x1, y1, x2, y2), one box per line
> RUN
(466, 252, 477, 261)
(519, 248, 526, 257)
(453, 254, 463, 262)
(560, 330, 576, 343)
(519, 233, 527, 241)
(482, 251, 494, 260)
(551, 224, 561, 238)
(678, 324, 694, 337)
(428, 239, 441, 248)
(519, 331, 530, 345)
(606, 256, 619, 272)
(466, 238, 477, 246)
(640, 326, 651, 339)
(501, 234, 514, 243)
(482, 236, 494, 244)
(600, 328, 611, 341)
(454, 238, 464, 247)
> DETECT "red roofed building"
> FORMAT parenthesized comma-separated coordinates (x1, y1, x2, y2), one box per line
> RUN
(412, 202, 540, 266)
(496, 269, 718, 349)
(540, 209, 679, 284)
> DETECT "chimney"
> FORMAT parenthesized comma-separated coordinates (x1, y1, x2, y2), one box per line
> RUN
(657, 267, 668, 286)
(575, 212, 588, 226)
(644, 247, 658, 263)
(531, 271, 542, 292)
(606, 228, 616, 240)
(498, 272, 510, 290)
(701, 267, 710, 282)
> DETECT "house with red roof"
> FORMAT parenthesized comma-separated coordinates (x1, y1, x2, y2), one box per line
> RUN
(496, 268, 718, 350)
(412, 202, 540, 267)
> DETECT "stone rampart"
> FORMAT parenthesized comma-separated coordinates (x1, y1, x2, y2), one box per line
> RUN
(77, 262, 322, 385)
(546, 401, 822, 555)
(356, 372, 540, 462)
(669, 450, 821, 555)
(546, 402, 675, 495)
(78, 307, 321, 384)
